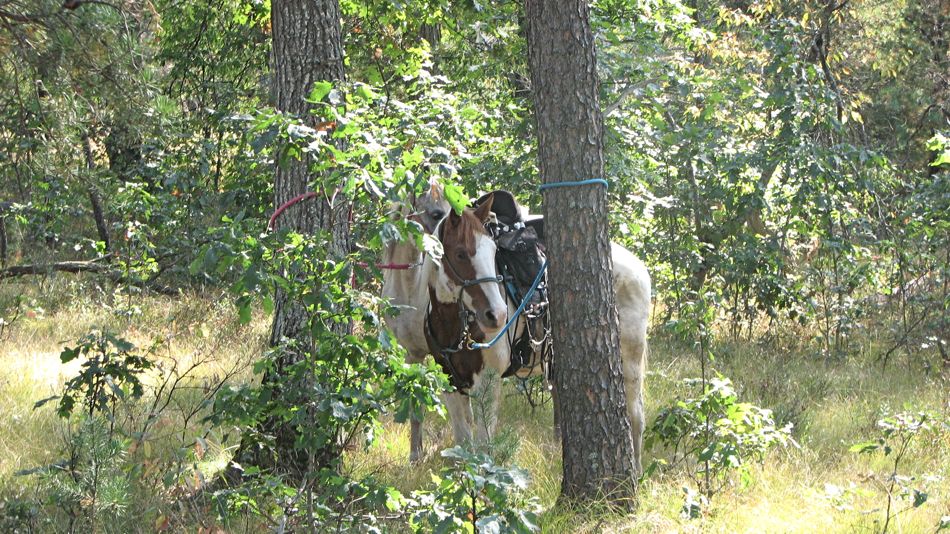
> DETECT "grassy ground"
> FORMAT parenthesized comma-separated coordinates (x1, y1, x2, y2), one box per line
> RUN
(1, 276, 948, 532)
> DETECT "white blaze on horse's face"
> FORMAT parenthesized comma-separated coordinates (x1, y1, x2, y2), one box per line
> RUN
(430, 194, 508, 334)
(470, 232, 508, 333)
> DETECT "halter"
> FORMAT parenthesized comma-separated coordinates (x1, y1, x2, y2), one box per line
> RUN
(435, 217, 504, 300)
(424, 217, 503, 391)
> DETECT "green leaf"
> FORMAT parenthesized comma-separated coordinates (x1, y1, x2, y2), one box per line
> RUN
(309, 81, 333, 103)
(188, 254, 205, 276)
(849, 441, 879, 454)
(442, 183, 468, 215)
(60, 346, 81, 363)
(355, 83, 377, 101)
(420, 233, 444, 263)
(237, 297, 252, 324)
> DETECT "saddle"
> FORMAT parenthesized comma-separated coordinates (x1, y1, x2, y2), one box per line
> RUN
(473, 191, 551, 378)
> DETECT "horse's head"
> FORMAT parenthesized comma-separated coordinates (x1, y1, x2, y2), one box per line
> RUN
(430, 193, 508, 333)
(409, 178, 451, 234)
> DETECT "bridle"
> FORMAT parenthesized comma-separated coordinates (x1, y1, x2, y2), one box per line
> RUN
(435, 216, 504, 306)
(424, 216, 503, 391)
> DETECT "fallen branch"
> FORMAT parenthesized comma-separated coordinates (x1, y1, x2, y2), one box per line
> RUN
(0, 256, 178, 296)
(0, 259, 107, 279)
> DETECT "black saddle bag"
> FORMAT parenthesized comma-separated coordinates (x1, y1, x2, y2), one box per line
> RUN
(496, 226, 545, 304)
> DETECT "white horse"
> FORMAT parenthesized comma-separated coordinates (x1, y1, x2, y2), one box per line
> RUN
(382, 186, 651, 473)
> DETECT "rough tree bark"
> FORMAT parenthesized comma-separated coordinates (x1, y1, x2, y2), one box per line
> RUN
(231, 0, 349, 477)
(525, 0, 637, 504)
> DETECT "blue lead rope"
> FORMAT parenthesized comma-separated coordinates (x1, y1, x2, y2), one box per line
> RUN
(538, 178, 608, 191)
(469, 259, 548, 350)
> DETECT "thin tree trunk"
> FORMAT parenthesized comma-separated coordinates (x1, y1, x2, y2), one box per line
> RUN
(525, 0, 637, 505)
(82, 135, 111, 252)
(0, 214, 8, 269)
(419, 23, 441, 48)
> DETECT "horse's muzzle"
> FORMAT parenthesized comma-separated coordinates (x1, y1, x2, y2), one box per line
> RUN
(479, 306, 508, 333)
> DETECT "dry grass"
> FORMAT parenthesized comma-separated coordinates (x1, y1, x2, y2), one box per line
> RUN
(1, 274, 948, 532)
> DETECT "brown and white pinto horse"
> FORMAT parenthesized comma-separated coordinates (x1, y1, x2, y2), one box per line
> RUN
(426, 207, 651, 475)
(383, 186, 651, 474)
(381, 187, 509, 461)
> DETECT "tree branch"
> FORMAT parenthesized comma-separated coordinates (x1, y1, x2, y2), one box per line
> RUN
(0, 259, 108, 279)
(0, 0, 119, 26)
(0, 255, 178, 295)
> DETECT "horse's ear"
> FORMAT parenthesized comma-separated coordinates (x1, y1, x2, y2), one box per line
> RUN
(474, 193, 494, 224)
(447, 207, 462, 228)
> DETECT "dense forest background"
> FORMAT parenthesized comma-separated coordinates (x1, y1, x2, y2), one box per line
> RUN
(0, 0, 948, 532)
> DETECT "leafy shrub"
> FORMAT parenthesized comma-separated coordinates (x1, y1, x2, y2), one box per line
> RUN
(408, 447, 541, 534)
(35, 331, 152, 419)
(646, 375, 794, 515)
(849, 411, 945, 533)
(211, 467, 405, 532)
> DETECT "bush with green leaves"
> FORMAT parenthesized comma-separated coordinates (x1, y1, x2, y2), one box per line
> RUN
(197, 213, 450, 528)
(35, 331, 153, 419)
(646, 375, 794, 516)
(408, 447, 541, 534)
(849, 412, 946, 533)
(211, 466, 409, 532)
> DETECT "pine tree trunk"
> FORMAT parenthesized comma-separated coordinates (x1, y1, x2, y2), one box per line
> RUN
(269, 0, 349, 287)
(234, 0, 349, 477)
(525, 0, 637, 504)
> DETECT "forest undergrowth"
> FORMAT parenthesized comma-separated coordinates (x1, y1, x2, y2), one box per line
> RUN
(1, 276, 947, 533)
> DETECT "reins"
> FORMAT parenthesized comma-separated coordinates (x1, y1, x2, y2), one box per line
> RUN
(469, 259, 547, 350)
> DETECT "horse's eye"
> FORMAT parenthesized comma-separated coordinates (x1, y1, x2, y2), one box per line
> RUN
(455, 250, 467, 261)
(430, 209, 444, 221)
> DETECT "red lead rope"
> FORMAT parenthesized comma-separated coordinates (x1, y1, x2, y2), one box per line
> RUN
(268, 191, 317, 230)
(268, 191, 415, 270)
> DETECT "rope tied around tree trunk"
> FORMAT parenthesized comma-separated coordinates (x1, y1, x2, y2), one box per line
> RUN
(538, 178, 609, 192)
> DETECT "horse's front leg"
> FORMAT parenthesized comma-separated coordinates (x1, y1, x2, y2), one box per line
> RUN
(442, 391, 474, 446)
(406, 351, 429, 463)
